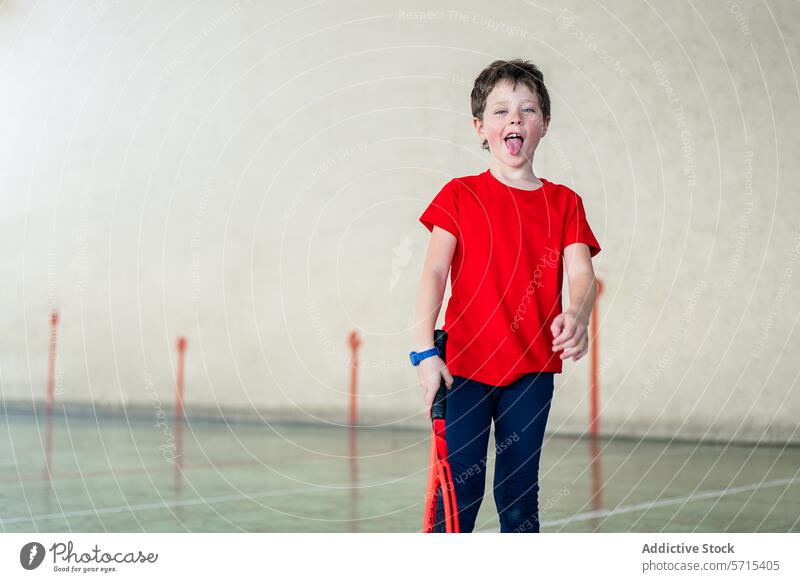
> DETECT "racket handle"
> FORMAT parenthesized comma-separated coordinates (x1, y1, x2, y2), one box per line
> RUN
(431, 329, 448, 420)
(431, 386, 447, 420)
(434, 329, 447, 362)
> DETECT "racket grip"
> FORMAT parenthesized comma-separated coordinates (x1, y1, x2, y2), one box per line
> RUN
(434, 329, 447, 362)
(431, 329, 448, 421)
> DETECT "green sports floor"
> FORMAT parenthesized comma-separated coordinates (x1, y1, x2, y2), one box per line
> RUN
(2, 411, 798, 533)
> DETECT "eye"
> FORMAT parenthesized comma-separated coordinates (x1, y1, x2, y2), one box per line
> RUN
(524, 108, 536, 113)
(495, 110, 507, 114)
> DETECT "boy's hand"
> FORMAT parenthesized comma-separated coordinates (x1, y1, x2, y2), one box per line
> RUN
(551, 309, 589, 361)
(417, 356, 453, 419)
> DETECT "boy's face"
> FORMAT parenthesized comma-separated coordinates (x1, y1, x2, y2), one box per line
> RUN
(473, 80, 550, 168)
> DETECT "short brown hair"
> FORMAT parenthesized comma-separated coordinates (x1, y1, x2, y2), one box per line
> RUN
(471, 59, 550, 149)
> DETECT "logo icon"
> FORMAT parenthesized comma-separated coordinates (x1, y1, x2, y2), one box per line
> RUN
(20, 542, 46, 570)
(390, 234, 413, 292)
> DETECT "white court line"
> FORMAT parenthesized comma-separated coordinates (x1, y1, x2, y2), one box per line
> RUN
(0, 478, 400, 525)
(542, 475, 800, 528)
(0, 448, 669, 526)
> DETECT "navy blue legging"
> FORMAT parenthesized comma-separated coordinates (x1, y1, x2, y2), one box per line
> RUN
(445, 372, 554, 533)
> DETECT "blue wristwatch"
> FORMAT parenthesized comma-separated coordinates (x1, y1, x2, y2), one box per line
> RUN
(409, 347, 440, 367)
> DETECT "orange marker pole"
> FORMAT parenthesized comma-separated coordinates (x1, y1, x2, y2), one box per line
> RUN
(589, 278, 603, 437)
(173, 418, 184, 494)
(348, 331, 361, 426)
(46, 310, 59, 413)
(348, 420, 360, 532)
(347, 331, 362, 530)
(175, 336, 187, 421)
(590, 433, 603, 520)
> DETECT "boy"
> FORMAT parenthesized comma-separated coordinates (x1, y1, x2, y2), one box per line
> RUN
(411, 59, 601, 533)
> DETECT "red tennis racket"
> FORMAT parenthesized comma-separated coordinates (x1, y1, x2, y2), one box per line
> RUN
(422, 329, 460, 533)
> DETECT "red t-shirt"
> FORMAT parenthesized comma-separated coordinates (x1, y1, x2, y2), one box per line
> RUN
(419, 169, 601, 386)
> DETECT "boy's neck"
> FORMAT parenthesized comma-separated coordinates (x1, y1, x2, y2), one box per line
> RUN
(489, 162, 542, 189)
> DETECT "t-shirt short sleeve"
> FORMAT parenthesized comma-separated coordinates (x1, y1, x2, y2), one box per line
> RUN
(562, 190, 601, 257)
(419, 179, 459, 239)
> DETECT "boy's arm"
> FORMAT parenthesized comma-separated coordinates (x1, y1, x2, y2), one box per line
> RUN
(562, 243, 597, 324)
(413, 226, 456, 350)
(552, 243, 597, 360)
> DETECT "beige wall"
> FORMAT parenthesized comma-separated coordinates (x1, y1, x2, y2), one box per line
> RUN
(1, 0, 798, 442)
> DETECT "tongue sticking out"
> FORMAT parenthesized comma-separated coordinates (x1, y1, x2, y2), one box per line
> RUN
(505, 137, 523, 156)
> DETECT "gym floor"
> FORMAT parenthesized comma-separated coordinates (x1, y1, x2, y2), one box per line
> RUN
(2, 411, 798, 533)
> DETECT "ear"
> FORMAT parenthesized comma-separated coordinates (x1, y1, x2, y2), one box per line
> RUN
(473, 116, 485, 144)
(541, 116, 551, 137)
